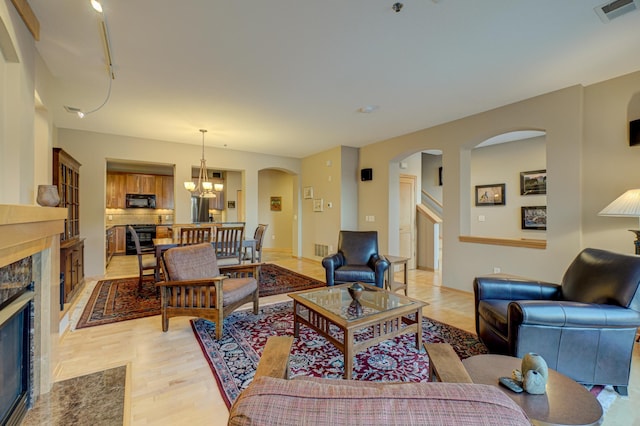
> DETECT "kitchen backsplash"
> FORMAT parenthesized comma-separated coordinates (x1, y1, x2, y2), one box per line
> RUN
(106, 208, 174, 225)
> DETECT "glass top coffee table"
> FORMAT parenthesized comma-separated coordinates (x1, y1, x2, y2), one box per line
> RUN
(288, 282, 427, 379)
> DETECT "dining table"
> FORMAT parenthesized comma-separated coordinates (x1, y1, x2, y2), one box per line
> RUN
(152, 237, 257, 281)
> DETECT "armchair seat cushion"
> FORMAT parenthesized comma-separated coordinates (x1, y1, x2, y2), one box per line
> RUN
(223, 278, 258, 305)
(334, 265, 376, 283)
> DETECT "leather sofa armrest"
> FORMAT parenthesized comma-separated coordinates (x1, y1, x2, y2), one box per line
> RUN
(474, 276, 561, 301)
(509, 300, 640, 328)
(322, 253, 345, 286)
(371, 255, 390, 288)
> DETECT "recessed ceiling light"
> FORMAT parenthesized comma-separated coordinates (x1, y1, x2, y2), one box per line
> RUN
(358, 105, 379, 114)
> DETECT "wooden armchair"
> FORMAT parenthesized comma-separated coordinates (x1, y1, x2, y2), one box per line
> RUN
(157, 242, 260, 338)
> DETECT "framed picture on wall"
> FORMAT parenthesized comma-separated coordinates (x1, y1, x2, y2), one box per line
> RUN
(475, 183, 506, 206)
(270, 196, 282, 211)
(303, 186, 313, 199)
(520, 169, 546, 195)
(227, 201, 236, 209)
(521, 206, 547, 230)
(313, 198, 323, 212)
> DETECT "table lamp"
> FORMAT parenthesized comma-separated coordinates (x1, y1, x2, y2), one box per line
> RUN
(598, 189, 640, 254)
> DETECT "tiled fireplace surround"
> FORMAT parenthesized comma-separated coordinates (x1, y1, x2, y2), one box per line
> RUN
(0, 204, 67, 403)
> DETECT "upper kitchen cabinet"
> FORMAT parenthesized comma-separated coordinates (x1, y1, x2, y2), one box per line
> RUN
(106, 172, 127, 208)
(126, 174, 156, 194)
(155, 176, 174, 209)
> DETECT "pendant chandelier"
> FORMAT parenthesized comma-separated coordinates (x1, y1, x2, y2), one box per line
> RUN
(184, 129, 217, 198)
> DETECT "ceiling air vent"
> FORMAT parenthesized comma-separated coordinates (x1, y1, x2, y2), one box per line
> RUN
(595, 0, 639, 22)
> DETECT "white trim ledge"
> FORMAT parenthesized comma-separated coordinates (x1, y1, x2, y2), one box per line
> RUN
(458, 235, 546, 250)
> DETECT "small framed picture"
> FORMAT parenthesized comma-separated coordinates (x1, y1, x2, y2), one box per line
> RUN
(270, 196, 282, 211)
(520, 169, 546, 195)
(313, 198, 323, 212)
(521, 206, 547, 230)
(475, 184, 506, 206)
(227, 201, 236, 209)
(303, 186, 313, 199)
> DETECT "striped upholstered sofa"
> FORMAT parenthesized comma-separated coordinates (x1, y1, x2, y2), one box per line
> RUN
(227, 337, 530, 426)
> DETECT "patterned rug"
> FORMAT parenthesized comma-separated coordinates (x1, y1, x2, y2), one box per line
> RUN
(190, 301, 488, 408)
(76, 264, 324, 329)
(258, 263, 325, 296)
(76, 277, 160, 329)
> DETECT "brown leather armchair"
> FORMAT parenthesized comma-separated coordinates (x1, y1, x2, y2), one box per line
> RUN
(474, 248, 640, 395)
(322, 231, 389, 288)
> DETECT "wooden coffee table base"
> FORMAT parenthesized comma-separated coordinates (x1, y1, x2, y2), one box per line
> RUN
(462, 354, 603, 426)
(292, 300, 423, 380)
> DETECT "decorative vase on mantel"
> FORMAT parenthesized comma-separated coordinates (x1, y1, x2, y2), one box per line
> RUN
(36, 185, 60, 207)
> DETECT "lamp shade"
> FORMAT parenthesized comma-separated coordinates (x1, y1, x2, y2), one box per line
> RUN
(599, 189, 640, 217)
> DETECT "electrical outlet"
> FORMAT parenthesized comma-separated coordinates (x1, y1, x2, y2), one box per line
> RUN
(271, 235, 276, 239)
(493, 267, 501, 274)
(478, 215, 485, 222)
(108, 215, 113, 221)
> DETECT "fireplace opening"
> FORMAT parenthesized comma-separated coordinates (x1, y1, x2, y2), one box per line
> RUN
(0, 296, 32, 426)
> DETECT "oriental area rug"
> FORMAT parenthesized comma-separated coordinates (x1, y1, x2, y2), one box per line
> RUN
(191, 301, 618, 413)
(76, 264, 325, 329)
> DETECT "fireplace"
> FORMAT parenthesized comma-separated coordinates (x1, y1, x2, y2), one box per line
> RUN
(0, 297, 32, 425)
(0, 204, 66, 423)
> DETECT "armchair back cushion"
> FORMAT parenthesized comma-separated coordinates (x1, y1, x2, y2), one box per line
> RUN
(561, 248, 640, 310)
(338, 230, 379, 265)
(163, 242, 220, 279)
(322, 231, 389, 288)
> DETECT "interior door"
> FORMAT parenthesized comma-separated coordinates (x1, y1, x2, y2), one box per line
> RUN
(399, 175, 416, 269)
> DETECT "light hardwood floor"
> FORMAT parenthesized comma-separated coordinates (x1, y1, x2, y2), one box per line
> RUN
(55, 251, 637, 425)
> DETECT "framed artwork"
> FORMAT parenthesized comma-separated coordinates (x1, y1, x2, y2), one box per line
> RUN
(270, 196, 282, 211)
(521, 206, 547, 230)
(475, 183, 506, 206)
(227, 201, 236, 209)
(313, 198, 323, 212)
(520, 169, 546, 195)
(303, 186, 313, 199)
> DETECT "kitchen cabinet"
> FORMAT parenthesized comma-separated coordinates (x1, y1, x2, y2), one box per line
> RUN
(106, 227, 115, 266)
(115, 226, 126, 254)
(155, 176, 174, 209)
(156, 225, 170, 238)
(126, 174, 156, 194)
(106, 172, 127, 208)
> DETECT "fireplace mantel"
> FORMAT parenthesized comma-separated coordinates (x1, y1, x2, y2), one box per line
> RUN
(0, 204, 67, 398)
(0, 204, 66, 268)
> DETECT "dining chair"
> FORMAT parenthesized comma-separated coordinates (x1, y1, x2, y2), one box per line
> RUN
(180, 226, 214, 246)
(214, 225, 245, 266)
(245, 224, 268, 263)
(128, 225, 157, 292)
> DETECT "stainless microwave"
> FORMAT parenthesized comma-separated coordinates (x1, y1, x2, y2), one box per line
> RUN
(125, 194, 156, 209)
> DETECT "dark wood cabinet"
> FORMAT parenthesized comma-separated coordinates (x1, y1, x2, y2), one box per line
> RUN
(115, 226, 126, 254)
(155, 176, 174, 209)
(126, 174, 156, 194)
(53, 148, 80, 241)
(53, 148, 85, 304)
(106, 172, 127, 208)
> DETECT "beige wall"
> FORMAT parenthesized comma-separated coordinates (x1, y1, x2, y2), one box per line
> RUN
(258, 169, 293, 250)
(56, 129, 300, 276)
(360, 85, 584, 291)
(470, 136, 546, 238)
(582, 72, 640, 253)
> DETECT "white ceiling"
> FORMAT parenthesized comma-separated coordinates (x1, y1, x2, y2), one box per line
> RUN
(30, 0, 640, 159)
